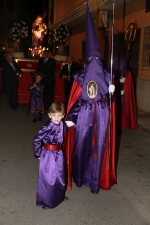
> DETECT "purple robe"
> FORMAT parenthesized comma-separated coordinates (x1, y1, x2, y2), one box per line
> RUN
(66, 59, 110, 192)
(28, 81, 44, 116)
(34, 121, 67, 208)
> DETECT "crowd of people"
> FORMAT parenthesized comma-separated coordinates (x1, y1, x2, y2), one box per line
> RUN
(0, 51, 85, 118)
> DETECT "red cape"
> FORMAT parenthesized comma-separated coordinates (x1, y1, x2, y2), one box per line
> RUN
(121, 71, 138, 130)
(64, 80, 117, 190)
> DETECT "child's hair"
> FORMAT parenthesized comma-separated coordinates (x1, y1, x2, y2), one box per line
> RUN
(36, 72, 43, 77)
(48, 102, 65, 115)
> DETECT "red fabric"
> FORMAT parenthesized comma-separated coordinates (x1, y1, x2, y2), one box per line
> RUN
(54, 73, 65, 103)
(66, 80, 82, 114)
(100, 97, 117, 190)
(17, 60, 38, 70)
(121, 71, 138, 130)
(44, 144, 62, 151)
(64, 80, 82, 190)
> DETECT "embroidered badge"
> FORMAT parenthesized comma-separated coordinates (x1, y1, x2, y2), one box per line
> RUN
(87, 81, 98, 99)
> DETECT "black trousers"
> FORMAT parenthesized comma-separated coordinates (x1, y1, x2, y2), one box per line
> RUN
(7, 85, 18, 108)
(43, 84, 54, 109)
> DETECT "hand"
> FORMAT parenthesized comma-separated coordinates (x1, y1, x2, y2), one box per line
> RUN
(33, 83, 37, 88)
(109, 84, 115, 94)
(18, 73, 22, 77)
(62, 75, 67, 79)
(65, 121, 75, 127)
(120, 77, 126, 83)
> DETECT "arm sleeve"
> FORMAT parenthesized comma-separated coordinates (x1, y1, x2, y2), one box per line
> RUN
(60, 65, 66, 77)
(15, 62, 22, 73)
(63, 122, 68, 132)
(66, 98, 81, 125)
(41, 83, 45, 93)
(33, 124, 48, 158)
(27, 82, 33, 90)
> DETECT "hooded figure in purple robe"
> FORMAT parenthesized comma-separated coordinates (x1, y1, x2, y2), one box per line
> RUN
(65, 2, 115, 193)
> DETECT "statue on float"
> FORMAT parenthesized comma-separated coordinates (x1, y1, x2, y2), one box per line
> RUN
(32, 15, 47, 48)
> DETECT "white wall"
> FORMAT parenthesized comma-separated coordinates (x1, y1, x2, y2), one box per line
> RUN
(137, 78, 150, 113)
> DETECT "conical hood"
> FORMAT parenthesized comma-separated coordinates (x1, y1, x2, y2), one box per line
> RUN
(86, 2, 101, 58)
(79, 1, 108, 104)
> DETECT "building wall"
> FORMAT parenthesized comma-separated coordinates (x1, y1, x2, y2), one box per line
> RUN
(68, 32, 85, 61)
(54, 0, 84, 21)
(137, 79, 150, 113)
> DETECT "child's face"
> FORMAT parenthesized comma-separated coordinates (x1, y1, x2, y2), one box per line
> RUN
(48, 112, 64, 124)
(36, 75, 42, 83)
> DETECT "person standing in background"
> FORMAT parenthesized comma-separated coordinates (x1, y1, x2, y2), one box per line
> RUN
(37, 50, 56, 110)
(60, 56, 77, 105)
(28, 72, 45, 123)
(76, 59, 84, 70)
(2, 53, 22, 110)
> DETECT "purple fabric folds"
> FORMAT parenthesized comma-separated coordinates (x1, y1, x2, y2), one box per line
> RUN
(86, 2, 101, 58)
(28, 81, 45, 115)
(67, 95, 109, 192)
(34, 121, 67, 208)
(81, 58, 108, 104)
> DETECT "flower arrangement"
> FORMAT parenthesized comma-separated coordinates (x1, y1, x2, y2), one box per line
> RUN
(8, 21, 28, 41)
(48, 29, 56, 45)
(48, 24, 70, 46)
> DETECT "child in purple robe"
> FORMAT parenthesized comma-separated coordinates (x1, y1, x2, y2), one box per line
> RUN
(34, 102, 68, 209)
(28, 72, 44, 122)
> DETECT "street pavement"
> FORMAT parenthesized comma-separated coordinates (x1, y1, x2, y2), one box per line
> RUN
(0, 93, 150, 225)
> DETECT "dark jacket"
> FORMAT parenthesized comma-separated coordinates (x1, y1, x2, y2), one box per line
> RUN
(37, 57, 56, 85)
(60, 62, 77, 83)
(2, 61, 22, 89)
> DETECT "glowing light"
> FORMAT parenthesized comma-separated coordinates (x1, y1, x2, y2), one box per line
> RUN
(28, 46, 47, 58)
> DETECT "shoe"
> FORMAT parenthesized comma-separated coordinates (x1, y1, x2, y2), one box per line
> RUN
(42, 205, 49, 209)
(32, 118, 37, 123)
(38, 116, 42, 121)
(91, 189, 99, 194)
(64, 196, 68, 201)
